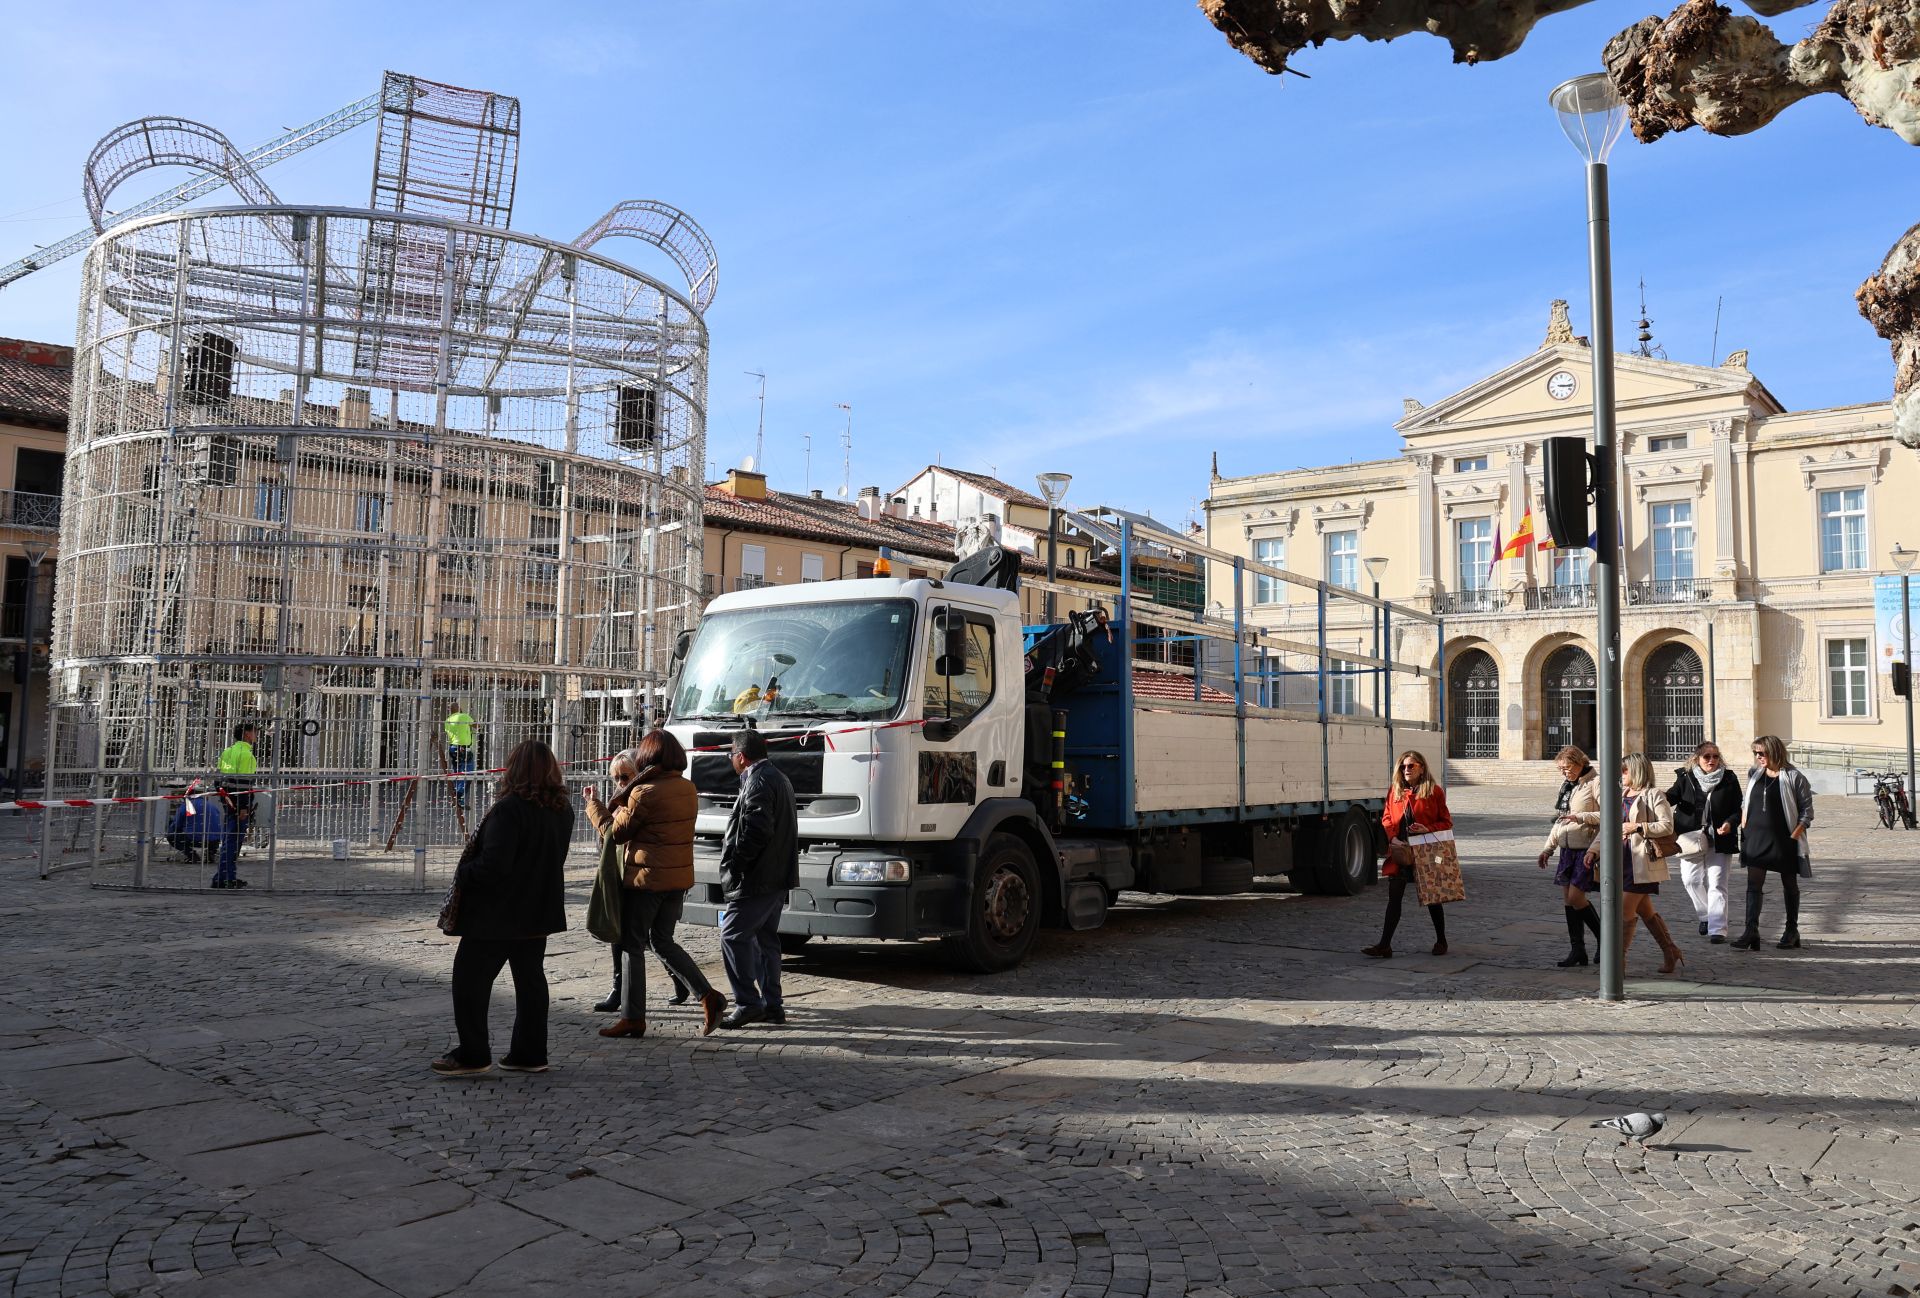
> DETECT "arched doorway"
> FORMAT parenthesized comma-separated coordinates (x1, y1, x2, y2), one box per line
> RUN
(1541, 645, 1598, 758)
(1448, 650, 1500, 759)
(1644, 642, 1705, 762)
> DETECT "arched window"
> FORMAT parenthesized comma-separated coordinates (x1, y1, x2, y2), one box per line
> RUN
(1448, 650, 1499, 759)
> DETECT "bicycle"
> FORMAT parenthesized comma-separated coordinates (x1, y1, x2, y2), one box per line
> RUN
(1859, 769, 1918, 830)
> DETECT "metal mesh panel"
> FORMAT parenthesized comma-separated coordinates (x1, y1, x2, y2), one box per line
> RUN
(49, 204, 707, 890)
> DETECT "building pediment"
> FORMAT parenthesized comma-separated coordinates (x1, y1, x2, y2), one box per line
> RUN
(1798, 445, 1888, 490)
(1395, 343, 1783, 438)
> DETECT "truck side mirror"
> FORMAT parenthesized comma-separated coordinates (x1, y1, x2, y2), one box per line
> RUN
(935, 611, 969, 676)
(670, 629, 694, 666)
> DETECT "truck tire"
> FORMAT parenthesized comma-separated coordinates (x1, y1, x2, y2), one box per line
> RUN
(1199, 856, 1256, 895)
(1320, 808, 1373, 896)
(948, 833, 1042, 973)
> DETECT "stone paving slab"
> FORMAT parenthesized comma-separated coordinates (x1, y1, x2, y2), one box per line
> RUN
(324, 1199, 557, 1298)
(4, 783, 1920, 1297)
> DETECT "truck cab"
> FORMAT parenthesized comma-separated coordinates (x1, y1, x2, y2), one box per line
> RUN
(667, 577, 1064, 970)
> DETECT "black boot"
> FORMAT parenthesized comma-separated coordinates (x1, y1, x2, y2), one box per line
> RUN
(1779, 883, 1802, 948)
(1732, 883, 1763, 950)
(593, 950, 623, 1014)
(1557, 906, 1590, 967)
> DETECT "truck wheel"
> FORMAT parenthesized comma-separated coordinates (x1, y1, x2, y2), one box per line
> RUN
(778, 934, 813, 956)
(1199, 856, 1255, 895)
(1320, 809, 1373, 896)
(949, 833, 1042, 973)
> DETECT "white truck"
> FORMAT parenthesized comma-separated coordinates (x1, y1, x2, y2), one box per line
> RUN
(668, 524, 1443, 971)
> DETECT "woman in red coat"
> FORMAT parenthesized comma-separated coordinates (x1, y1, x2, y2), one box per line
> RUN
(1363, 750, 1453, 959)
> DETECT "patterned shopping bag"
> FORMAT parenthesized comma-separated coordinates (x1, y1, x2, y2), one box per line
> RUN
(1411, 831, 1466, 906)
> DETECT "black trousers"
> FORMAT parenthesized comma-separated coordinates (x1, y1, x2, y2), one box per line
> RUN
(620, 889, 713, 1019)
(451, 936, 548, 1066)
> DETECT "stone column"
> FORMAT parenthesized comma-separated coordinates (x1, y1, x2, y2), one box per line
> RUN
(1414, 453, 1438, 598)
(1711, 417, 1738, 598)
(1505, 442, 1531, 593)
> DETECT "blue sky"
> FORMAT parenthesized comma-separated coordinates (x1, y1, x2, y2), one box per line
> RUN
(4, 1, 1916, 526)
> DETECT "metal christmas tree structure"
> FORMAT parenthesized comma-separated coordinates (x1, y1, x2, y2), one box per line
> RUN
(45, 73, 715, 889)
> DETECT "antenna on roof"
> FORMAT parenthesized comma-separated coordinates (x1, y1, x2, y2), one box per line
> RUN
(802, 432, 811, 494)
(745, 370, 767, 472)
(1635, 278, 1665, 360)
(1709, 295, 1723, 366)
(834, 402, 852, 498)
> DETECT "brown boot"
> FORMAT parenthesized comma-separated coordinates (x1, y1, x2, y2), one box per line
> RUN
(700, 990, 726, 1037)
(1645, 912, 1685, 975)
(597, 1018, 646, 1038)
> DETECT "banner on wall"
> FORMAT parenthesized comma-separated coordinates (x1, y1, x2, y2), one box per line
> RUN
(1874, 575, 1912, 675)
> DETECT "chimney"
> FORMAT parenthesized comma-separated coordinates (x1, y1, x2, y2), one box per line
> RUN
(887, 495, 907, 519)
(722, 468, 768, 500)
(810, 488, 824, 499)
(338, 388, 372, 429)
(857, 486, 881, 521)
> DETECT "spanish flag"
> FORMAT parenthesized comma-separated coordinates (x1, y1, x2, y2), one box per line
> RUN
(1499, 509, 1536, 561)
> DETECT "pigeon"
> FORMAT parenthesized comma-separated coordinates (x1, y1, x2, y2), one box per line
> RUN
(1590, 1111, 1666, 1144)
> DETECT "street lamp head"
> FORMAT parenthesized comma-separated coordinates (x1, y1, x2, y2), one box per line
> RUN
(1549, 74, 1628, 164)
(1035, 472, 1072, 506)
(1894, 542, 1919, 572)
(1362, 555, 1390, 583)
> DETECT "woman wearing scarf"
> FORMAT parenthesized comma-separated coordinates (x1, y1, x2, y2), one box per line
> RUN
(1734, 734, 1814, 951)
(1537, 744, 1603, 967)
(1665, 741, 1740, 943)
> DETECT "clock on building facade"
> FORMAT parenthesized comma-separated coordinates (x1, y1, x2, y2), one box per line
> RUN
(1547, 370, 1578, 400)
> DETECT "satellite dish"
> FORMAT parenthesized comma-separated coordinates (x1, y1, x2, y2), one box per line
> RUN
(740, 454, 756, 472)
(836, 485, 849, 498)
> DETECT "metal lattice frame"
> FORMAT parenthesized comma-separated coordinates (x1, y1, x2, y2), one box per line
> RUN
(48, 202, 709, 890)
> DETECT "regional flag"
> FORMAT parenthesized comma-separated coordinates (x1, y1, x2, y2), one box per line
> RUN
(1500, 510, 1535, 562)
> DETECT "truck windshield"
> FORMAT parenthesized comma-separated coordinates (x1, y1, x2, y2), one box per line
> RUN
(672, 598, 917, 723)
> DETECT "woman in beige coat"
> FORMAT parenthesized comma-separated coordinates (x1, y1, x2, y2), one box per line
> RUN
(1537, 745, 1603, 966)
(1586, 752, 1686, 975)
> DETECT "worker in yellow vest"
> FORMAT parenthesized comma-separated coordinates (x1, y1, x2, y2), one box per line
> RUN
(445, 705, 477, 808)
(213, 722, 258, 889)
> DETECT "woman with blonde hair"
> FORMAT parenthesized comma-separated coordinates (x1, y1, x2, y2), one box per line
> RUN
(1363, 750, 1453, 959)
(1593, 752, 1686, 975)
(1734, 734, 1814, 950)
(1538, 744, 1602, 966)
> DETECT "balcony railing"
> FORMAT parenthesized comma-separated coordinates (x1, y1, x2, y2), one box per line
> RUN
(2, 491, 60, 530)
(1526, 583, 1596, 610)
(1430, 587, 1506, 615)
(1629, 577, 1714, 606)
(734, 575, 769, 592)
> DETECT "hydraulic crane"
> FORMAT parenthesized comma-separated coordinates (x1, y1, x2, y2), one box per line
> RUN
(0, 89, 381, 291)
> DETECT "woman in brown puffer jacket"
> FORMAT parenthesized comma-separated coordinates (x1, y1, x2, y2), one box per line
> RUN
(584, 729, 725, 1037)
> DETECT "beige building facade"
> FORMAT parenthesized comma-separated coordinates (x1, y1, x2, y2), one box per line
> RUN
(1206, 305, 1919, 781)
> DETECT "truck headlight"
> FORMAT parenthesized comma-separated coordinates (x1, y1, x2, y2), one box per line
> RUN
(832, 858, 912, 884)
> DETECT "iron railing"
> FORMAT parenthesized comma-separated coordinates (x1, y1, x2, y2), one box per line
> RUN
(1430, 587, 1506, 615)
(1, 491, 61, 530)
(1526, 583, 1596, 610)
(1630, 577, 1714, 606)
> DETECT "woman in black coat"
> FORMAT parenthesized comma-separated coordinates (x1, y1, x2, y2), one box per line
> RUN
(434, 740, 575, 1076)
(1665, 741, 1741, 943)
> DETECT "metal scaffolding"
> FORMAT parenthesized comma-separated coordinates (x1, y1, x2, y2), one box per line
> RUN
(43, 78, 714, 891)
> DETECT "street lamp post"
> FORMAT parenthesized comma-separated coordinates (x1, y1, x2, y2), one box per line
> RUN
(1894, 543, 1918, 815)
(1551, 73, 1629, 1001)
(1036, 472, 1072, 623)
(13, 545, 46, 799)
(1364, 556, 1389, 717)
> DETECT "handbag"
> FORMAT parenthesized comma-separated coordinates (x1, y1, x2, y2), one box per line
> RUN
(1674, 829, 1711, 857)
(585, 828, 625, 944)
(1645, 832, 1682, 860)
(1383, 841, 1414, 876)
(437, 816, 487, 936)
(1411, 832, 1465, 906)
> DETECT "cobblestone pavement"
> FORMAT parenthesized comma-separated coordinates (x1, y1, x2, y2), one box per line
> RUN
(2, 782, 1918, 1297)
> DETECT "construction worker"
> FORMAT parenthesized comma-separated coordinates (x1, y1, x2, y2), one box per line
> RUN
(445, 704, 477, 808)
(213, 722, 258, 889)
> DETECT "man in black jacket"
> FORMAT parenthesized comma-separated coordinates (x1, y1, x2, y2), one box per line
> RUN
(717, 729, 799, 1028)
